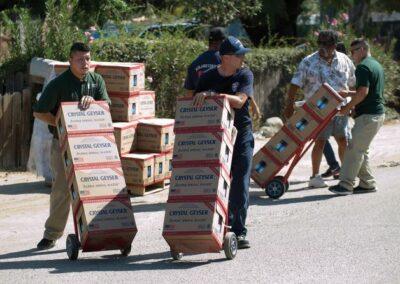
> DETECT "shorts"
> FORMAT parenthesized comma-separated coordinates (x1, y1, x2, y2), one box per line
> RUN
(318, 116, 351, 140)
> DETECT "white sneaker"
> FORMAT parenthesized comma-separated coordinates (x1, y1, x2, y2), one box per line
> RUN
(309, 175, 328, 188)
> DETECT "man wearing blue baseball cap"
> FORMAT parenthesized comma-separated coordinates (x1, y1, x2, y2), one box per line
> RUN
(194, 36, 254, 249)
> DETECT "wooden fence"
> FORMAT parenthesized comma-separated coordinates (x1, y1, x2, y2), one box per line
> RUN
(0, 70, 33, 170)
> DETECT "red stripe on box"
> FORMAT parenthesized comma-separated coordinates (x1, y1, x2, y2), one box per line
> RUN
(260, 147, 283, 168)
(322, 83, 344, 103)
(303, 103, 324, 123)
(281, 125, 302, 146)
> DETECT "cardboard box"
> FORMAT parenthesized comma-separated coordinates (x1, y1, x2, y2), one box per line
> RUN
(56, 101, 113, 141)
(169, 161, 231, 207)
(94, 62, 145, 93)
(113, 122, 138, 155)
(174, 95, 234, 134)
(75, 196, 137, 252)
(173, 127, 234, 168)
(162, 198, 226, 253)
(305, 83, 343, 120)
(251, 148, 281, 188)
(52, 61, 96, 76)
(109, 91, 155, 122)
(67, 163, 128, 210)
(164, 151, 173, 179)
(264, 128, 299, 164)
(286, 108, 319, 142)
(121, 153, 154, 187)
(61, 133, 120, 178)
(136, 118, 175, 153)
(154, 153, 166, 183)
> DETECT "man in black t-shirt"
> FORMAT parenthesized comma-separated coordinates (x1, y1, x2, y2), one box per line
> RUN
(184, 27, 226, 96)
(195, 36, 254, 249)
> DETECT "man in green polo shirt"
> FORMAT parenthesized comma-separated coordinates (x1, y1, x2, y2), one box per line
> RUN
(33, 42, 110, 250)
(329, 38, 385, 195)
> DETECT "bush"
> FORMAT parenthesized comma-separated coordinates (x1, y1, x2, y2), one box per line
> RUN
(91, 34, 205, 117)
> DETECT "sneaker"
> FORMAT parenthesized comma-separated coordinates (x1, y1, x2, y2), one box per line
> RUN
(328, 184, 353, 195)
(353, 185, 377, 194)
(237, 235, 250, 249)
(309, 175, 328, 188)
(321, 167, 340, 179)
(37, 238, 56, 250)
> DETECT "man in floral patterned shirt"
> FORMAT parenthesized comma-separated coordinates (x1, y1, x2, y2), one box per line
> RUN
(284, 30, 356, 188)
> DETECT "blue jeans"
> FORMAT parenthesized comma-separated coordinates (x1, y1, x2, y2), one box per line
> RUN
(323, 140, 339, 170)
(228, 127, 254, 237)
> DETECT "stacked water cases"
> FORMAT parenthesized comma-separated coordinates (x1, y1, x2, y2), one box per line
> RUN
(163, 95, 239, 260)
(251, 83, 345, 198)
(56, 101, 137, 260)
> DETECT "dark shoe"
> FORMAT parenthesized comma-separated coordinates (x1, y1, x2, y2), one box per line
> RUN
(237, 235, 250, 249)
(328, 184, 353, 196)
(37, 238, 56, 250)
(353, 185, 377, 194)
(321, 167, 340, 179)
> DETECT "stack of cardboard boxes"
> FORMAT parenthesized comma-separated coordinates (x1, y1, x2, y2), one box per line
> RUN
(162, 95, 237, 253)
(56, 101, 137, 252)
(251, 83, 344, 188)
(93, 62, 174, 196)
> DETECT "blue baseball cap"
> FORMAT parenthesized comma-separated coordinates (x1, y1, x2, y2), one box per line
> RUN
(219, 36, 251, 56)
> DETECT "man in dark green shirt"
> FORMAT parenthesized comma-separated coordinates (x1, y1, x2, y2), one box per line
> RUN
(33, 42, 110, 250)
(329, 38, 385, 195)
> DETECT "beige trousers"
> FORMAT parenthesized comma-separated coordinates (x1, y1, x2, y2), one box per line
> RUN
(43, 138, 71, 240)
(339, 114, 385, 190)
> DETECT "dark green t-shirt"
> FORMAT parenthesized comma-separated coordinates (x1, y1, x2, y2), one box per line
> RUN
(354, 56, 385, 117)
(34, 68, 110, 138)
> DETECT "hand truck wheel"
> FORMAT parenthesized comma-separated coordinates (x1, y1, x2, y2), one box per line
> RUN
(274, 175, 289, 191)
(120, 245, 132, 256)
(223, 232, 238, 260)
(66, 234, 80, 260)
(265, 178, 286, 199)
(171, 250, 183, 260)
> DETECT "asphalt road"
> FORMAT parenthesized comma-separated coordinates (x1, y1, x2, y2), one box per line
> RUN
(0, 164, 399, 283)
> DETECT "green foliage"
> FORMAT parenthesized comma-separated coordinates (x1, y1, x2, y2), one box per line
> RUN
(172, 0, 262, 26)
(91, 33, 206, 117)
(43, 0, 84, 61)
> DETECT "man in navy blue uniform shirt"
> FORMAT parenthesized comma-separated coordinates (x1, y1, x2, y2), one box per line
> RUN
(194, 36, 254, 249)
(184, 27, 226, 96)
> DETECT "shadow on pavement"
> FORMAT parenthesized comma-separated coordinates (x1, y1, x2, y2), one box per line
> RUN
(0, 181, 50, 195)
(0, 248, 65, 260)
(131, 202, 166, 213)
(249, 190, 338, 206)
(0, 249, 227, 273)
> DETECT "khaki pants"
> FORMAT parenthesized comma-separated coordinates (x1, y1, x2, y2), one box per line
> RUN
(43, 138, 71, 240)
(339, 114, 385, 190)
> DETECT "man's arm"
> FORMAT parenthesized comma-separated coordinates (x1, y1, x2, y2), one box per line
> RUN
(284, 84, 300, 119)
(222, 93, 248, 109)
(33, 112, 56, 126)
(340, 87, 369, 115)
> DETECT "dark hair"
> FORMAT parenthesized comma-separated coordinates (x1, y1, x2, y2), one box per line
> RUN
(208, 27, 227, 44)
(350, 38, 369, 51)
(317, 30, 338, 46)
(336, 42, 347, 54)
(70, 42, 90, 57)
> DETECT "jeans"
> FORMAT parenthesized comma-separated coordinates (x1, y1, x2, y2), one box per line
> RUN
(323, 140, 339, 170)
(228, 127, 254, 237)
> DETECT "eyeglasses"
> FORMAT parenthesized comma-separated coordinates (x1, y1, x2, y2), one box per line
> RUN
(350, 47, 362, 54)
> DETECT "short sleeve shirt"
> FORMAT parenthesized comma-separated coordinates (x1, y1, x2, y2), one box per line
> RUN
(291, 51, 356, 100)
(34, 68, 110, 137)
(184, 50, 221, 90)
(195, 67, 254, 130)
(354, 56, 385, 117)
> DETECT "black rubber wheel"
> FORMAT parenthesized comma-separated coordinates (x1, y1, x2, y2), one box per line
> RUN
(171, 250, 183, 260)
(120, 245, 131, 256)
(275, 175, 289, 191)
(66, 234, 80, 261)
(265, 178, 286, 199)
(223, 232, 238, 260)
